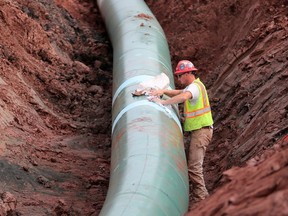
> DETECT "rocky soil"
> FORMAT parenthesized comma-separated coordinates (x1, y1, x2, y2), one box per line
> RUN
(0, 0, 287, 215)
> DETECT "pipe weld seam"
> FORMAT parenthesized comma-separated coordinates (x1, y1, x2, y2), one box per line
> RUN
(112, 100, 182, 133)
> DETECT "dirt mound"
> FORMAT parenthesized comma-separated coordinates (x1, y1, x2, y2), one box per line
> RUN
(0, 0, 111, 215)
(0, 0, 287, 215)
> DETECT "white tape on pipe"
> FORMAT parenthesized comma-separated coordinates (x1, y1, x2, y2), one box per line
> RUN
(112, 75, 154, 105)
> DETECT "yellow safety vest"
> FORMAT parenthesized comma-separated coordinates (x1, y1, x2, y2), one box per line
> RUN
(183, 78, 213, 131)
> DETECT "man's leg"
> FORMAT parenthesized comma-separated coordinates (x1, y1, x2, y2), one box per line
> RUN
(188, 128, 213, 201)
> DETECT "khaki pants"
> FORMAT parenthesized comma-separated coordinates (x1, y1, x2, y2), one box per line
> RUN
(188, 127, 213, 201)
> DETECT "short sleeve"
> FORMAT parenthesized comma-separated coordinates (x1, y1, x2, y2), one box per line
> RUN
(183, 83, 200, 105)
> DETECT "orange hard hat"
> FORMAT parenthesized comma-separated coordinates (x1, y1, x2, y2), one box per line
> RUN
(175, 60, 198, 75)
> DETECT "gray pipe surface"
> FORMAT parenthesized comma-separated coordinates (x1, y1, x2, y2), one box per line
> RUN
(97, 0, 189, 215)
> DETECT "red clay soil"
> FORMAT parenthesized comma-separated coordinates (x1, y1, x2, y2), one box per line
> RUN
(0, 0, 287, 215)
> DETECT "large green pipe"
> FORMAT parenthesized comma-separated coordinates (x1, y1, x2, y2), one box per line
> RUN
(97, 0, 189, 215)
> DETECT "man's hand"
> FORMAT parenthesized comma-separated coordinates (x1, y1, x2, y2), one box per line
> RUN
(148, 96, 164, 105)
(149, 89, 164, 97)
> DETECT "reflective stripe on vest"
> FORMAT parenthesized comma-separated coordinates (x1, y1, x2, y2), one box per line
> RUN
(184, 80, 210, 119)
(185, 106, 211, 118)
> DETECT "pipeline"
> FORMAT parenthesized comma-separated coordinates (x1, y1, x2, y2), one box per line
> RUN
(97, 0, 189, 215)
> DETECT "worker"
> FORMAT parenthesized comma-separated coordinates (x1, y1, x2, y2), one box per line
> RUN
(149, 60, 213, 202)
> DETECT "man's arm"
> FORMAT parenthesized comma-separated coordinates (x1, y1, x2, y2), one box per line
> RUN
(150, 89, 183, 97)
(151, 91, 192, 105)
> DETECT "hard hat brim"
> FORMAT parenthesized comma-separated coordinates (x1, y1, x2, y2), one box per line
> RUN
(174, 67, 198, 74)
